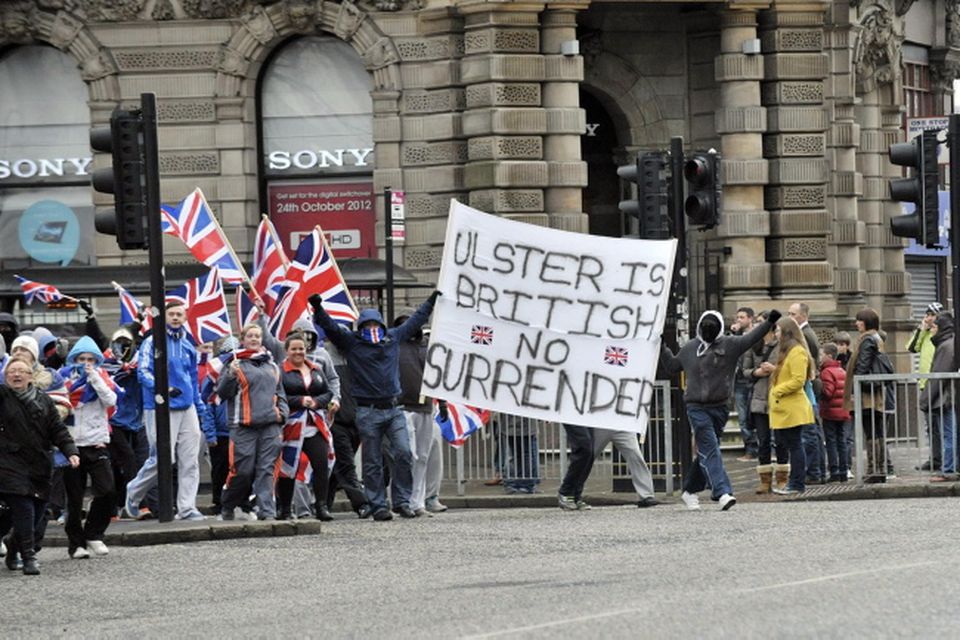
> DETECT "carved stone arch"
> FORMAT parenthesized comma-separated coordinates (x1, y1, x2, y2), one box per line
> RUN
(214, 0, 403, 100)
(0, 6, 120, 102)
(581, 49, 670, 153)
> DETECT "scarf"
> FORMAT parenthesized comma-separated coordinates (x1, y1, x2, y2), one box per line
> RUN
(13, 383, 38, 405)
(360, 326, 384, 344)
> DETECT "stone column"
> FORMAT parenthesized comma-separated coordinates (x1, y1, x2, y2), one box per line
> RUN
(714, 4, 771, 316)
(760, 3, 832, 320)
(856, 90, 885, 313)
(825, 1, 865, 319)
(540, 2, 589, 232)
(459, 1, 549, 226)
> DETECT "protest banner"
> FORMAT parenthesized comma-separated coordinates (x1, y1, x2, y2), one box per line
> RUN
(422, 200, 677, 436)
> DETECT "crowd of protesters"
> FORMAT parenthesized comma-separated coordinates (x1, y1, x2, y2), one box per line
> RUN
(0, 291, 447, 576)
(1, 291, 957, 575)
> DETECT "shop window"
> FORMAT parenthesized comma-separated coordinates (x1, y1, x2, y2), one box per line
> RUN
(0, 45, 95, 270)
(258, 37, 376, 259)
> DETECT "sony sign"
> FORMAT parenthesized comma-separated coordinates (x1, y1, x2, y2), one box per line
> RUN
(267, 148, 374, 172)
(0, 157, 93, 180)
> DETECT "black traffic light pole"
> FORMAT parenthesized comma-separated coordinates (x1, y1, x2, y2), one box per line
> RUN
(383, 187, 395, 325)
(141, 93, 174, 523)
(950, 115, 960, 371)
(669, 136, 691, 489)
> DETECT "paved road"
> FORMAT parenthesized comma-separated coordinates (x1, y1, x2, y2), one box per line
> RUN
(4, 499, 959, 638)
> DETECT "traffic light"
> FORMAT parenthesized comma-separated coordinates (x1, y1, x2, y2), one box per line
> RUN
(90, 109, 148, 250)
(618, 152, 668, 238)
(683, 151, 721, 229)
(889, 129, 940, 247)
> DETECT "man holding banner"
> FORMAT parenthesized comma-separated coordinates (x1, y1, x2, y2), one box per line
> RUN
(660, 310, 780, 511)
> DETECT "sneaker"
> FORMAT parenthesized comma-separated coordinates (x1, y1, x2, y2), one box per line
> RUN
(425, 498, 448, 513)
(56, 514, 66, 526)
(680, 491, 701, 511)
(0, 538, 5, 558)
(87, 540, 109, 556)
(846, 470, 854, 480)
(123, 497, 139, 520)
(217, 509, 235, 521)
(557, 495, 579, 511)
(240, 510, 259, 522)
(70, 547, 91, 560)
(576, 500, 592, 511)
(372, 509, 393, 522)
(637, 496, 660, 508)
(718, 494, 737, 511)
(136, 508, 155, 521)
(504, 486, 520, 495)
(773, 486, 803, 495)
(414, 508, 433, 518)
(180, 511, 206, 522)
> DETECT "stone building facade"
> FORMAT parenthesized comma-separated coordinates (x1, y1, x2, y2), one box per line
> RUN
(0, 0, 957, 354)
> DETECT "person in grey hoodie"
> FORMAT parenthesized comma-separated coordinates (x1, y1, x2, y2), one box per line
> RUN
(59, 336, 117, 559)
(216, 323, 289, 520)
(660, 309, 780, 511)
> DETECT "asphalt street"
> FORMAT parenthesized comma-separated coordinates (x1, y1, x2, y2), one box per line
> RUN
(3, 498, 959, 638)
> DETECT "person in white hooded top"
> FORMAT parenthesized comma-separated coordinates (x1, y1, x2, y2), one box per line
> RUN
(660, 309, 779, 511)
(58, 335, 117, 559)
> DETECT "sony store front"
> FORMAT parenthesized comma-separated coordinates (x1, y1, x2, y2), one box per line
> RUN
(0, 45, 96, 321)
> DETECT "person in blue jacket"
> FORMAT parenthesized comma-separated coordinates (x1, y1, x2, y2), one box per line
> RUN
(310, 291, 439, 521)
(124, 302, 215, 521)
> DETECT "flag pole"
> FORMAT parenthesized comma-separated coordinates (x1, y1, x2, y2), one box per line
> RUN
(262, 214, 292, 269)
(193, 188, 260, 300)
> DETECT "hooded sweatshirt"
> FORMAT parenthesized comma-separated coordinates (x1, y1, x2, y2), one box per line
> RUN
(60, 335, 117, 447)
(0, 311, 19, 343)
(314, 296, 436, 403)
(660, 311, 775, 406)
(260, 315, 341, 403)
(102, 327, 143, 432)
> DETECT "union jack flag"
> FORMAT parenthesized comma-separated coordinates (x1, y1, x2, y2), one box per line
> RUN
(14, 275, 69, 306)
(166, 267, 232, 345)
(161, 188, 246, 284)
(62, 368, 122, 422)
(604, 346, 629, 367)
(435, 401, 488, 448)
(269, 227, 358, 339)
(252, 216, 289, 317)
(279, 409, 335, 481)
(236, 287, 260, 330)
(112, 282, 153, 336)
(470, 325, 494, 345)
(198, 351, 230, 404)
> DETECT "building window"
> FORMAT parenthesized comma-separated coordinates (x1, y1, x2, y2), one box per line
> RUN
(258, 36, 376, 259)
(903, 61, 935, 119)
(0, 45, 95, 271)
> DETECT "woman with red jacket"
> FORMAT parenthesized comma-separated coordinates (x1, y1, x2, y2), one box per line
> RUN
(819, 342, 850, 482)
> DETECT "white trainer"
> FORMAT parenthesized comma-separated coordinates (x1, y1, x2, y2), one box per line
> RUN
(70, 547, 91, 560)
(719, 494, 737, 511)
(87, 540, 109, 556)
(0, 539, 6, 558)
(681, 491, 701, 511)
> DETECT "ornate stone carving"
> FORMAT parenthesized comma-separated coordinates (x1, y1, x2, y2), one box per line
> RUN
(178, 0, 255, 19)
(152, 0, 176, 20)
(334, 1, 365, 41)
(80, 51, 117, 80)
(241, 5, 278, 43)
(364, 37, 400, 70)
(48, 11, 84, 49)
(854, 3, 900, 93)
(284, 0, 321, 33)
(217, 47, 248, 76)
(357, 0, 421, 10)
(851, 0, 916, 15)
(0, 3, 38, 43)
(948, 0, 960, 48)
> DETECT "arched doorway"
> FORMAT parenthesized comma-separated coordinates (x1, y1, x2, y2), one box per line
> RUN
(257, 36, 376, 259)
(580, 89, 624, 238)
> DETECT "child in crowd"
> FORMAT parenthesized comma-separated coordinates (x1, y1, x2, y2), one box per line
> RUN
(819, 343, 849, 482)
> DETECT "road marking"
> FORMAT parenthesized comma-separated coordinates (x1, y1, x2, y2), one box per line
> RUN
(462, 560, 940, 639)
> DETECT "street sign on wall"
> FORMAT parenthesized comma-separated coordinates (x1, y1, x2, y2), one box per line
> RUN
(390, 189, 406, 243)
(907, 117, 949, 164)
(267, 180, 375, 258)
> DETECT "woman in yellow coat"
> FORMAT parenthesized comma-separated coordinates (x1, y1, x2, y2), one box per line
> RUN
(768, 317, 816, 495)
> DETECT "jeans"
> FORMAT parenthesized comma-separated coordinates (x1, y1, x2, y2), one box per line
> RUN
(754, 412, 788, 465)
(802, 422, 825, 480)
(503, 431, 540, 492)
(0, 493, 46, 561)
(356, 406, 413, 512)
(930, 409, 957, 475)
(558, 425, 594, 500)
(326, 421, 367, 512)
(735, 384, 757, 457)
(682, 405, 733, 499)
(823, 419, 848, 478)
(777, 425, 807, 491)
